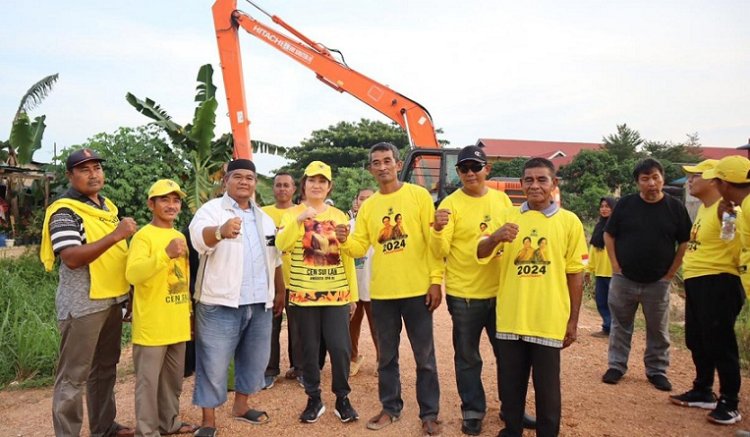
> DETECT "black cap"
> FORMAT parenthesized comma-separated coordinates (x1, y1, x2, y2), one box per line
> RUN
(226, 159, 256, 173)
(457, 145, 487, 165)
(66, 148, 105, 170)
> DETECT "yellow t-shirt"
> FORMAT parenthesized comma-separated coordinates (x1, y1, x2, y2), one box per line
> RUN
(262, 204, 294, 287)
(683, 200, 740, 280)
(342, 183, 442, 299)
(481, 207, 588, 341)
(587, 246, 612, 278)
(430, 188, 512, 298)
(126, 224, 191, 346)
(738, 197, 750, 296)
(276, 204, 357, 306)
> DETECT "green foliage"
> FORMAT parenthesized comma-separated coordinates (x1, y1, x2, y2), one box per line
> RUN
(330, 167, 376, 209)
(9, 113, 47, 165)
(0, 253, 59, 387)
(50, 126, 190, 228)
(602, 123, 644, 162)
(14, 73, 59, 117)
(489, 157, 527, 179)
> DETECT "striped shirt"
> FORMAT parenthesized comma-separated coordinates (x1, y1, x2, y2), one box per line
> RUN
(49, 189, 126, 320)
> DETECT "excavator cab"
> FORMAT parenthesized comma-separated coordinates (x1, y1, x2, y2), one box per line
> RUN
(400, 148, 461, 205)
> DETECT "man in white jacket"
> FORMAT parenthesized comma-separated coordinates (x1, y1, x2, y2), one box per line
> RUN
(189, 159, 284, 437)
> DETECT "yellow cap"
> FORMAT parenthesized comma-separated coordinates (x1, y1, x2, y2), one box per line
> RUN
(702, 156, 750, 183)
(148, 179, 186, 199)
(304, 161, 332, 181)
(682, 159, 718, 174)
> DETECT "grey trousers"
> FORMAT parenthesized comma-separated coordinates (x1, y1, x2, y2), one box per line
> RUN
(133, 343, 186, 437)
(607, 273, 671, 376)
(53, 304, 123, 437)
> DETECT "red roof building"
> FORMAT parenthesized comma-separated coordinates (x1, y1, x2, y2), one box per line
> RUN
(475, 138, 603, 167)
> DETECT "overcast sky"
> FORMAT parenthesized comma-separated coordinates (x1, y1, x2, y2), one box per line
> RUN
(2, 0, 749, 174)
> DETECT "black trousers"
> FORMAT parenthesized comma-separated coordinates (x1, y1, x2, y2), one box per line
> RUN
(497, 339, 560, 437)
(684, 273, 745, 404)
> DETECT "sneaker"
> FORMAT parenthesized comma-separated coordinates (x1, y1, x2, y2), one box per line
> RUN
(334, 396, 359, 423)
(350, 355, 365, 377)
(736, 430, 750, 436)
(602, 368, 623, 384)
(297, 375, 305, 388)
(647, 374, 672, 392)
(300, 397, 325, 423)
(669, 389, 717, 409)
(591, 330, 610, 338)
(262, 375, 276, 390)
(461, 418, 482, 435)
(708, 398, 742, 425)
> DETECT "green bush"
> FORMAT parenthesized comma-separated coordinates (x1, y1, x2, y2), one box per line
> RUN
(736, 303, 750, 369)
(0, 252, 59, 387)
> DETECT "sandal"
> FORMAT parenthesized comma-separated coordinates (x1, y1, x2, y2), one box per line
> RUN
(165, 423, 199, 435)
(366, 411, 399, 430)
(422, 419, 441, 436)
(193, 427, 217, 437)
(234, 409, 270, 425)
(105, 423, 134, 437)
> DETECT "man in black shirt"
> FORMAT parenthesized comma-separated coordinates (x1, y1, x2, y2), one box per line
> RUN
(601, 158, 691, 391)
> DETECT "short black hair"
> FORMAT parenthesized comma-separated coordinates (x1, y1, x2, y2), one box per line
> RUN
(632, 158, 664, 180)
(369, 142, 401, 163)
(523, 157, 556, 175)
(273, 171, 294, 182)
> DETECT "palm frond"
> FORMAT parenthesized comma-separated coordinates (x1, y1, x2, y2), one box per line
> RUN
(15, 73, 59, 119)
(251, 140, 287, 156)
(194, 64, 216, 104)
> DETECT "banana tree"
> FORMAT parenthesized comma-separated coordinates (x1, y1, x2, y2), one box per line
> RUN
(127, 64, 285, 212)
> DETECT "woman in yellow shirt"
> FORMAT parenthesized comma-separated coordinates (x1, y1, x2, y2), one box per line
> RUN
(275, 161, 359, 425)
(588, 197, 617, 337)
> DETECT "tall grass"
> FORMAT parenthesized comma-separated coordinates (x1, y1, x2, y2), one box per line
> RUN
(736, 302, 750, 370)
(0, 252, 59, 388)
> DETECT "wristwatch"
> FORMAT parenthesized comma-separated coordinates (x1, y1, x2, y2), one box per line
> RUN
(214, 227, 223, 241)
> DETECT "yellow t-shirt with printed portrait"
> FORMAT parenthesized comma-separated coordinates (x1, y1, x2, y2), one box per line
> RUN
(126, 224, 191, 346)
(430, 188, 512, 298)
(481, 207, 588, 341)
(683, 200, 740, 280)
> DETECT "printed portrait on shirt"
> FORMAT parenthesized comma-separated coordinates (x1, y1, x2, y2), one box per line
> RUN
(514, 235, 551, 266)
(687, 218, 701, 252)
(377, 209, 409, 253)
(302, 219, 341, 266)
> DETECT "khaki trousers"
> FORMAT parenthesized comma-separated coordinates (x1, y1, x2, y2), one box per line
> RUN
(133, 343, 186, 437)
(53, 304, 123, 437)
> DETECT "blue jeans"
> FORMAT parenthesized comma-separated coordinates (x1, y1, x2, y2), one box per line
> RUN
(607, 273, 670, 377)
(193, 303, 272, 408)
(595, 277, 612, 333)
(446, 295, 499, 420)
(372, 296, 440, 421)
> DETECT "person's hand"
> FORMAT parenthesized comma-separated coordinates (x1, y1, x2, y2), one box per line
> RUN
(220, 217, 242, 239)
(122, 300, 133, 323)
(112, 217, 137, 242)
(349, 302, 357, 319)
(335, 224, 350, 243)
(425, 284, 442, 312)
(563, 319, 578, 348)
(433, 209, 451, 232)
(717, 199, 735, 221)
(273, 291, 285, 317)
(490, 223, 519, 243)
(297, 207, 318, 225)
(165, 238, 187, 259)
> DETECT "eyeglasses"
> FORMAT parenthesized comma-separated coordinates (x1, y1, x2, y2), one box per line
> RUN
(457, 162, 484, 174)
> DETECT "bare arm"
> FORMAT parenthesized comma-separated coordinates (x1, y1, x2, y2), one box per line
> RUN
(59, 217, 136, 269)
(273, 266, 285, 316)
(663, 242, 688, 281)
(603, 232, 620, 274)
(477, 223, 519, 259)
(563, 271, 584, 348)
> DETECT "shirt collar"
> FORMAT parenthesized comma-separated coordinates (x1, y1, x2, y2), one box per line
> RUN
(520, 200, 559, 217)
(222, 192, 255, 211)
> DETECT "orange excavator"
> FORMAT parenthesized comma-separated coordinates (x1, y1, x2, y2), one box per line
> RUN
(211, 0, 528, 204)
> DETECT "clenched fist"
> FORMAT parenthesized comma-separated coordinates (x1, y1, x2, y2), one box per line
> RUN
(335, 224, 350, 243)
(297, 207, 319, 225)
(165, 238, 187, 259)
(491, 223, 519, 244)
(220, 217, 242, 239)
(433, 208, 451, 232)
(112, 217, 137, 242)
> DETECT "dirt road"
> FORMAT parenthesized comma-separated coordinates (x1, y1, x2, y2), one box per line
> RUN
(1, 304, 747, 436)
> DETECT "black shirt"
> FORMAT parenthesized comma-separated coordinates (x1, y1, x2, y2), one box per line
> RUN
(605, 193, 691, 283)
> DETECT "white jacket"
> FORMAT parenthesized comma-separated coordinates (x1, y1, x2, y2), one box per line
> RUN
(189, 193, 281, 308)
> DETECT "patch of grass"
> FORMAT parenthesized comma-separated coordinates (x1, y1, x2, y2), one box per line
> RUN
(736, 303, 750, 370)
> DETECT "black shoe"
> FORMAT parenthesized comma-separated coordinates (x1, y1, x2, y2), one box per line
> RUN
(334, 396, 359, 423)
(602, 368, 623, 384)
(708, 398, 742, 425)
(461, 418, 482, 435)
(647, 374, 672, 392)
(669, 389, 717, 409)
(499, 411, 536, 429)
(299, 397, 325, 423)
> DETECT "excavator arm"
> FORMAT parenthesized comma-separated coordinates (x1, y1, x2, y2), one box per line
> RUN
(212, 0, 440, 159)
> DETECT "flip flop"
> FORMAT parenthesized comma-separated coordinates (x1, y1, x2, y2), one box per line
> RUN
(106, 423, 134, 437)
(234, 409, 270, 425)
(165, 423, 199, 435)
(366, 411, 399, 430)
(193, 426, 217, 437)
